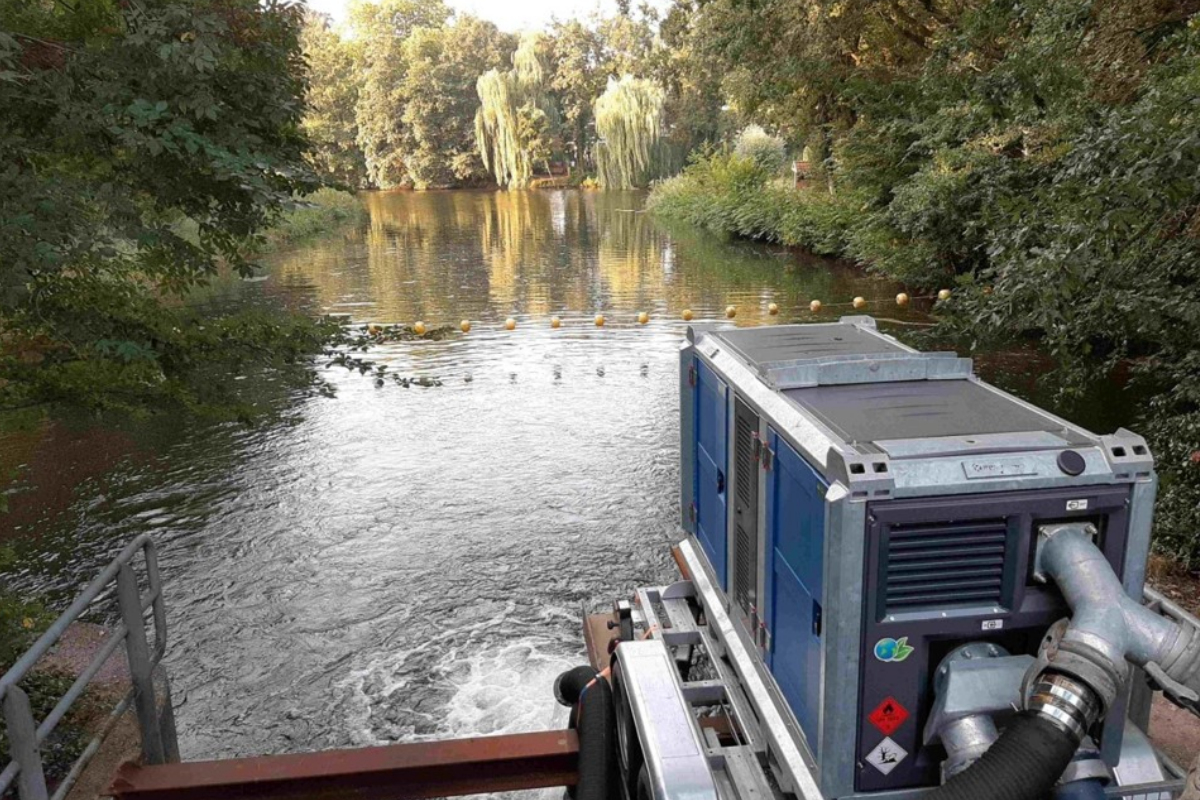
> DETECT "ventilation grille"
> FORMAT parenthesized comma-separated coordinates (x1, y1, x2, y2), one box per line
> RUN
(732, 411, 757, 612)
(883, 519, 1009, 613)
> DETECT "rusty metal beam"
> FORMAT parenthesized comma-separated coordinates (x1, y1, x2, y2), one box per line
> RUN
(109, 730, 578, 800)
(671, 545, 692, 582)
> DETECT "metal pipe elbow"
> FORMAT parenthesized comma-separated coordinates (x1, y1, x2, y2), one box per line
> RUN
(1038, 524, 1200, 710)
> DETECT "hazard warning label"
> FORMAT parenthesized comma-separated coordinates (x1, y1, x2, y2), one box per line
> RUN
(865, 737, 908, 775)
(867, 696, 909, 736)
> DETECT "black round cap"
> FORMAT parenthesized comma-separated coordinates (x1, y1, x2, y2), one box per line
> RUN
(1057, 450, 1086, 476)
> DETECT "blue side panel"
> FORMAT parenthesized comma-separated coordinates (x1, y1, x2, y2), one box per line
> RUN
(765, 432, 827, 756)
(693, 359, 728, 589)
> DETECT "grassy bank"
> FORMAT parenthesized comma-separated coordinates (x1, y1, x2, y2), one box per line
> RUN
(261, 188, 368, 249)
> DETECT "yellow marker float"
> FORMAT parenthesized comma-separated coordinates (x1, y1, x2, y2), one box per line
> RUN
(594, 314, 606, 327)
(413, 321, 427, 336)
(682, 309, 694, 321)
(938, 289, 952, 301)
(637, 311, 649, 325)
(551, 316, 562, 329)
(460, 320, 471, 333)
(896, 293, 909, 307)
(725, 305, 737, 319)
(768, 302, 779, 315)
(505, 317, 516, 331)
(853, 297, 867, 310)
(810, 299, 822, 312)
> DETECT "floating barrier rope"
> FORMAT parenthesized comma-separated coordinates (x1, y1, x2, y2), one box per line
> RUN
(359, 290, 952, 338)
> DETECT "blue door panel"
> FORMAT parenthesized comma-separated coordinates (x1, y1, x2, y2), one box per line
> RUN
(771, 556, 823, 747)
(764, 431, 827, 756)
(775, 443, 826, 597)
(694, 359, 728, 588)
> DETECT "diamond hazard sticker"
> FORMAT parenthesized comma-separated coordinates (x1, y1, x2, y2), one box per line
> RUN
(865, 737, 908, 776)
(867, 696, 909, 736)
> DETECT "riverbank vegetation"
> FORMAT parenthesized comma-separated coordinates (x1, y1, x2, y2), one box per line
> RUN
(0, 0, 349, 419)
(650, 0, 1200, 566)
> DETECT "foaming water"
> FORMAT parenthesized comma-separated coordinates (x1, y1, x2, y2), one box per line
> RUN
(2, 189, 932, 760)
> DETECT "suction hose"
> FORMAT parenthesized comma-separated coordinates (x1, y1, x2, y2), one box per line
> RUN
(556, 666, 618, 800)
(924, 710, 1083, 800)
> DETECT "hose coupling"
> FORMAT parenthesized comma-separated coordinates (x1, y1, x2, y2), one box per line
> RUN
(1026, 672, 1103, 744)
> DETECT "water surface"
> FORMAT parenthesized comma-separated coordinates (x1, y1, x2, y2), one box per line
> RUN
(0, 189, 1125, 758)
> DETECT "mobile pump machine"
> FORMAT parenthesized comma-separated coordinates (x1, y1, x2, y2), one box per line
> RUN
(570, 317, 1200, 800)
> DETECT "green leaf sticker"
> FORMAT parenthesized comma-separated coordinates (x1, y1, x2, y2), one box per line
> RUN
(874, 636, 915, 663)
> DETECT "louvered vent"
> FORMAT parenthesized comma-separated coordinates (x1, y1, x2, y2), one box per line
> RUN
(732, 411, 758, 612)
(883, 519, 1010, 613)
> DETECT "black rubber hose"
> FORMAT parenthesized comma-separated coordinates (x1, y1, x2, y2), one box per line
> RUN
(925, 712, 1079, 800)
(555, 665, 600, 707)
(574, 678, 619, 800)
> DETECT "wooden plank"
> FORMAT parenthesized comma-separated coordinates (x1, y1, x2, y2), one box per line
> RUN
(108, 730, 579, 800)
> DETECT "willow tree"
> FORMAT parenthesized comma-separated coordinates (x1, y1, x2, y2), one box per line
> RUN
(593, 76, 666, 190)
(475, 32, 558, 189)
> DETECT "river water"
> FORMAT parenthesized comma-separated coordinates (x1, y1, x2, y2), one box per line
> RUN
(0, 189, 1132, 760)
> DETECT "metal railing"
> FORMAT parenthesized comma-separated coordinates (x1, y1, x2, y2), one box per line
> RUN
(1, 535, 179, 800)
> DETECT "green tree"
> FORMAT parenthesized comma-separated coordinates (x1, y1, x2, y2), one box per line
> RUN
(593, 75, 665, 189)
(547, 19, 606, 170)
(398, 17, 514, 189)
(475, 32, 559, 189)
(300, 13, 367, 188)
(350, 0, 449, 188)
(0, 0, 339, 415)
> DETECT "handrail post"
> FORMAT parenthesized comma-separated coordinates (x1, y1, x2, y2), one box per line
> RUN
(117, 563, 166, 765)
(4, 685, 49, 800)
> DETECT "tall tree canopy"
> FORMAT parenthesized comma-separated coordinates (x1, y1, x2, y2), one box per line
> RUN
(0, 0, 331, 413)
(301, 13, 367, 188)
(593, 75, 666, 189)
(475, 32, 559, 189)
(398, 17, 514, 189)
(350, 0, 449, 188)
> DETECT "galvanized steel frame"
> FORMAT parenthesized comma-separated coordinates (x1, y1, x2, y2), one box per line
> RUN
(0, 535, 179, 800)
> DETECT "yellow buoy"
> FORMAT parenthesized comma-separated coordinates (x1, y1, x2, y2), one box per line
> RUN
(768, 302, 779, 315)
(505, 317, 516, 331)
(637, 311, 649, 325)
(594, 314, 606, 327)
(367, 324, 380, 335)
(938, 289, 952, 301)
(810, 299, 822, 312)
(725, 305, 737, 319)
(682, 309, 694, 321)
(460, 319, 471, 333)
(551, 316, 561, 329)
(413, 321, 427, 336)
(896, 292, 909, 307)
(853, 296, 867, 310)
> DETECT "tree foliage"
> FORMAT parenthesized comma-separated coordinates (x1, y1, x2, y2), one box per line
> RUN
(300, 13, 367, 188)
(350, 0, 449, 188)
(594, 75, 666, 189)
(398, 17, 514, 189)
(475, 32, 558, 189)
(0, 0, 350, 415)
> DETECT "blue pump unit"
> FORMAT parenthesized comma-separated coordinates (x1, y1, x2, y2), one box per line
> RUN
(678, 318, 1163, 798)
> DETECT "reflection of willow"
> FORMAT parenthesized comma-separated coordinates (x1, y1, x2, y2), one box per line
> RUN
(479, 190, 592, 314)
(590, 191, 665, 307)
(270, 190, 917, 328)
